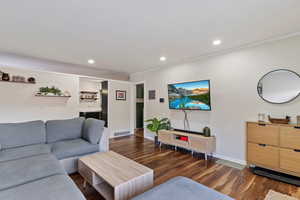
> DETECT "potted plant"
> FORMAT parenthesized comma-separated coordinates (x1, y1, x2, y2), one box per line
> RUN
(145, 117, 169, 145)
(39, 86, 62, 96)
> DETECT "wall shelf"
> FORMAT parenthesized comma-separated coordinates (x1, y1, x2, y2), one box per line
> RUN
(0, 80, 35, 84)
(80, 98, 98, 100)
(80, 91, 98, 94)
(35, 94, 71, 98)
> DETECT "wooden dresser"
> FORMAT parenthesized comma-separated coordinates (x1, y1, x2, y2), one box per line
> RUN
(158, 130, 216, 160)
(247, 122, 300, 177)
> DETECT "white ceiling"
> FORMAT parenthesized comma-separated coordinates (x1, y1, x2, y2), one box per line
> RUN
(1, 0, 300, 75)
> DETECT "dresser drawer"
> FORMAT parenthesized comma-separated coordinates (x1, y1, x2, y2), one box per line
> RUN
(280, 148, 300, 173)
(247, 142, 279, 168)
(247, 123, 279, 146)
(280, 126, 300, 149)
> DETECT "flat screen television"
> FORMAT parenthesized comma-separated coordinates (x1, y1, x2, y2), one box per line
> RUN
(168, 80, 211, 111)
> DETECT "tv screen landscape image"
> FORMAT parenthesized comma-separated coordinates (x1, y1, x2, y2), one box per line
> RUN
(168, 80, 211, 110)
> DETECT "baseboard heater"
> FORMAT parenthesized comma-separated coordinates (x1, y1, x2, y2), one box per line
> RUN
(251, 166, 300, 186)
(114, 131, 131, 137)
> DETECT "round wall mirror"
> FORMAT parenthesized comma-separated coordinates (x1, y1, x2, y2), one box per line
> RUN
(257, 69, 300, 104)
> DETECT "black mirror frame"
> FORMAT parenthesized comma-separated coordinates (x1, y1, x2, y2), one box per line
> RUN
(257, 69, 300, 104)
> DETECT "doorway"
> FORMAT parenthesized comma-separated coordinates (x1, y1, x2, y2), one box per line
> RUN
(135, 83, 144, 137)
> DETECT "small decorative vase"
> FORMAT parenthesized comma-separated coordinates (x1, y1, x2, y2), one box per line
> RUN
(2, 73, 10, 81)
(203, 127, 211, 137)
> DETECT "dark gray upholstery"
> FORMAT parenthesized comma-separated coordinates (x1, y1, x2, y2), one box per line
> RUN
(0, 154, 65, 190)
(0, 144, 51, 162)
(0, 120, 46, 149)
(132, 176, 234, 200)
(0, 175, 85, 200)
(51, 138, 99, 160)
(46, 118, 84, 143)
(82, 119, 105, 144)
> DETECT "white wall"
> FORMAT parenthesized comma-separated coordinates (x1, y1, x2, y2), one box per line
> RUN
(0, 67, 133, 140)
(0, 67, 80, 122)
(130, 35, 300, 164)
(108, 80, 132, 137)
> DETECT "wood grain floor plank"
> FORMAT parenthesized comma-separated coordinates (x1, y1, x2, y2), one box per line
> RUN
(70, 136, 300, 200)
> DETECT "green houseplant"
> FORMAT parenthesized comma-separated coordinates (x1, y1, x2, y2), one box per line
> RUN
(145, 117, 169, 145)
(39, 86, 62, 96)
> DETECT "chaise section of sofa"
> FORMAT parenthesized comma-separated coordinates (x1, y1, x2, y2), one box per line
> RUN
(132, 176, 234, 200)
(0, 175, 85, 200)
(0, 154, 65, 191)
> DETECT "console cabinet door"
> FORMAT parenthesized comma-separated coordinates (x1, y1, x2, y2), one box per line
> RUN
(247, 123, 279, 146)
(158, 131, 173, 145)
(280, 126, 300, 149)
(247, 142, 279, 168)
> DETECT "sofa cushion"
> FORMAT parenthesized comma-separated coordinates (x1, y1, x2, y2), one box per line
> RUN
(0, 144, 51, 162)
(46, 118, 85, 143)
(0, 174, 86, 200)
(0, 120, 46, 149)
(51, 138, 99, 160)
(132, 176, 234, 200)
(82, 119, 105, 144)
(0, 154, 65, 190)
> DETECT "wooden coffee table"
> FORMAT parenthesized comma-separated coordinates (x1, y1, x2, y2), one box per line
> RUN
(78, 151, 154, 200)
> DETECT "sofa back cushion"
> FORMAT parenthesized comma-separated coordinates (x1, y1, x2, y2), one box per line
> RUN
(0, 121, 46, 149)
(82, 119, 105, 144)
(46, 118, 84, 143)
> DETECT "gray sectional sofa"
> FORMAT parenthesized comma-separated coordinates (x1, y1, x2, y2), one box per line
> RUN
(0, 117, 109, 200)
(132, 176, 234, 200)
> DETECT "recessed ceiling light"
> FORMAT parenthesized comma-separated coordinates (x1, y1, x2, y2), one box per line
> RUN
(213, 40, 222, 46)
(160, 56, 167, 61)
(88, 59, 95, 64)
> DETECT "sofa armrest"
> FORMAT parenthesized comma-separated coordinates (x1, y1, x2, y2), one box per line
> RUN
(98, 128, 110, 152)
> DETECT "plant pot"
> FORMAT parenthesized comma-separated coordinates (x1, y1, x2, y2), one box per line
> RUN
(154, 136, 159, 146)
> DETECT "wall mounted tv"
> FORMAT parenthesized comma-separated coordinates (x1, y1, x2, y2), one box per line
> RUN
(168, 80, 211, 111)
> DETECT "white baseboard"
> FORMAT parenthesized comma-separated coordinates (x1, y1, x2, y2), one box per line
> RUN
(110, 133, 133, 139)
(144, 136, 154, 141)
(213, 153, 246, 165)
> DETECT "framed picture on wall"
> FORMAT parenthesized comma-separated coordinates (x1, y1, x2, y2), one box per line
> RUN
(116, 90, 126, 100)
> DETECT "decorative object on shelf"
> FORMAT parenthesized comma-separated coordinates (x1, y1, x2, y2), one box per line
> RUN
(63, 91, 71, 97)
(145, 117, 169, 145)
(257, 69, 300, 104)
(203, 127, 211, 137)
(12, 75, 26, 82)
(80, 91, 98, 101)
(116, 90, 126, 100)
(27, 77, 36, 83)
(159, 98, 164, 103)
(148, 90, 156, 100)
(2, 73, 10, 81)
(37, 86, 63, 96)
(258, 113, 266, 122)
(268, 115, 290, 124)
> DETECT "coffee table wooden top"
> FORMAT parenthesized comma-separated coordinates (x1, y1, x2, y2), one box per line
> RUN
(79, 151, 153, 187)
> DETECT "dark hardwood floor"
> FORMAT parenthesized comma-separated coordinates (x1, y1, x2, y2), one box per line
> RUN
(70, 136, 300, 200)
